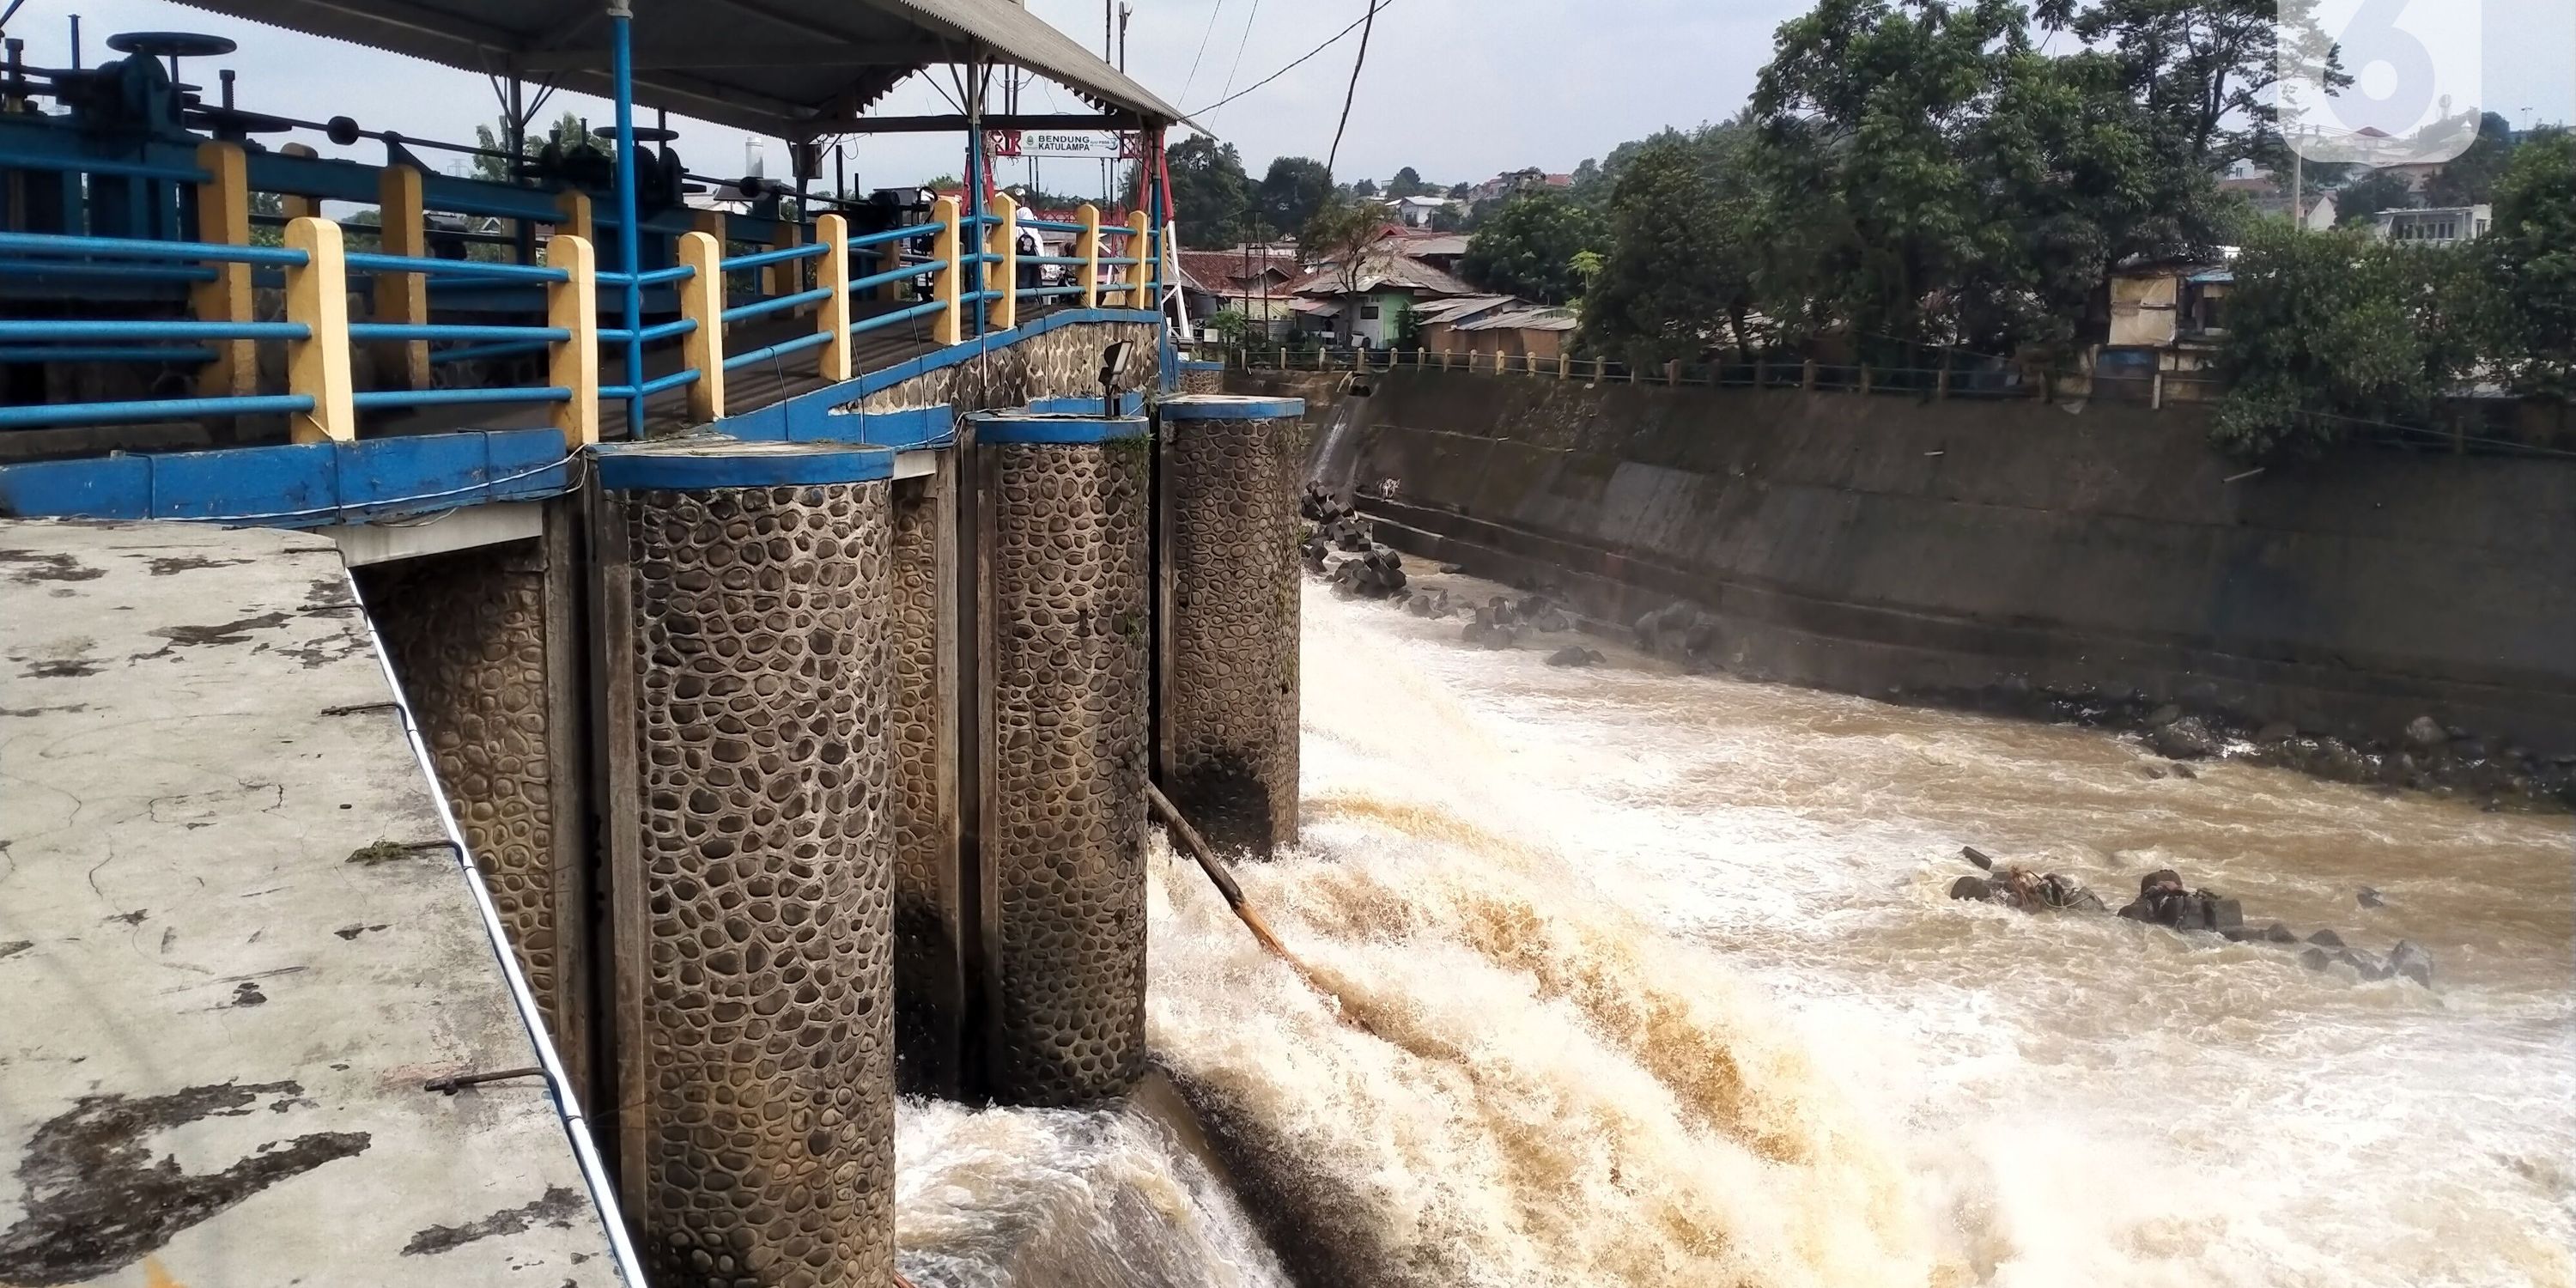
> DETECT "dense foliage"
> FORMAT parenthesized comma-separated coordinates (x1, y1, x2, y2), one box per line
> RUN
(2487, 132, 2576, 398)
(2212, 135, 2574, 459)
(1455, 192, 1606, 305)
(1577, 127, 1768, 367)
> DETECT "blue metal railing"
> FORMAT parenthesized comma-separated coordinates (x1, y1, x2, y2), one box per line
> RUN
(0, 344, 215, 364)
(722, 243, 829, 271)
(599, 368, 702, 400)
(345, 252, 568, 283)
(722, 288, 832, 326)
(0, 173, 1170, 450)
(597, 265, 697, 289)
(349, 323, 573, 345)
(0, 150, 209, 184)
(849, 222, 943, 250)
(724, 331, 834, 371)
(0, 319, 310, 343)
(0, 231, 309, 267)
(849, 298, 949, 338)
(0, 394, 316, 431)
(598, 319, 699, 345)
(354, 386, 573, 410)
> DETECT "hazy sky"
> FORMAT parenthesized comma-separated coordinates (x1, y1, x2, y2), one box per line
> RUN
(5, 0, 2569, 199)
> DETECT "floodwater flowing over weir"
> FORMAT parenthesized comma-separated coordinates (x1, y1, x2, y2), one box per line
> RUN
(898, 575, 2575, 1288)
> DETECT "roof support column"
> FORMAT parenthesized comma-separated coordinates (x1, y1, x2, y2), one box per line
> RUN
(965, 63, 988, 342)
(611, 0, 645, 436)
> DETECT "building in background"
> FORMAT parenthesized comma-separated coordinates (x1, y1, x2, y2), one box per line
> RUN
(2373, 205, 2493, 246)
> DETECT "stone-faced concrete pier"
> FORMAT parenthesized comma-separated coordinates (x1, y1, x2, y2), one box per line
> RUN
(970, 410, 1153, 1107)
(587, 440, 902, 1288)
(1157, 396, 1309, 857)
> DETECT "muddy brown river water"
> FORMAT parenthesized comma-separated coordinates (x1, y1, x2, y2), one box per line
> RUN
(896, 574, 2576, 1288)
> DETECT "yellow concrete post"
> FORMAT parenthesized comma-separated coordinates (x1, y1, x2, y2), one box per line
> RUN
(816, 213, 853, 384)
(765, 216, 803, 303)
(556, 189, 594, 244)
(677, 231, 727, 425)
(1558, 352, 1570, 380)
(277, 143, 323, 222)
(374, 162, 429, 391)
(877, 216, 907, 303)
(987, 191, 1019, 333)
(545, 234, 599, 448)
(1076, 204, 1102, 309)
(283, 217, 355, 445)
(190, 141, 254, 400)
(1118, 210, 1149, 307)
(930, 197, 963, 347)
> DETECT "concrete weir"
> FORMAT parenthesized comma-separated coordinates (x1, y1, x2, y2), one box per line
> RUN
(0, 519, 625, 1287)
(587, 440, 902, 1288)
(1157, 395, 1309, 857)
(970, 410, 1153, 1108)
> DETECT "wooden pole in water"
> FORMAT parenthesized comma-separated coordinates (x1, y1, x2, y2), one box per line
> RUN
(1147, 783, 1298, 962)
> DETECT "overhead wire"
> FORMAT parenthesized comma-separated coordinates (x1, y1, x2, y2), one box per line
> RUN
(1323, 0, 1379, 180)
(1178, 0, 1227, 107)
(1185, 0, 1397, 119)
(1208, 0, 1264, 127)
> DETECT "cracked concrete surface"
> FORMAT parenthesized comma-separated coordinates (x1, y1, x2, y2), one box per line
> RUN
(0, 519, 622, 1287)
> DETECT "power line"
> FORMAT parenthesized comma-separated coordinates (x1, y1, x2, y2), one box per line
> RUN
(1324, 0, 1379, 181)
(1179, 0, 1227, 107)
(1210, 0, 1264, 125)
(1187, 0, 1397, 119)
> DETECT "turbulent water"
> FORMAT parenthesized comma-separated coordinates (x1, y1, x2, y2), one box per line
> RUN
(898, 572, 2576, 1288)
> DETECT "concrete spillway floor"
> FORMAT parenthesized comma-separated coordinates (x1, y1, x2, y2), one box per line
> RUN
(0, 519, 623, 1287)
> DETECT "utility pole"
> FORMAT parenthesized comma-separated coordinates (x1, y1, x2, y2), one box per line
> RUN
(2291, 125, 2304, 233)
(1119, 3, 1131, 71)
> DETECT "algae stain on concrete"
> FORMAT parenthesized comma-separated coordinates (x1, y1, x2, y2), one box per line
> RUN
(0, 1080, 369, 1285)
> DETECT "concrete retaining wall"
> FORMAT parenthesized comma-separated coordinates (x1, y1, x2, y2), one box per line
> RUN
(1279, 369, 2576, 756)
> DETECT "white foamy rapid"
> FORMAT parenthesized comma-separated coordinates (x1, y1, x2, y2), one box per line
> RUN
(898, 574, 2576, 1286)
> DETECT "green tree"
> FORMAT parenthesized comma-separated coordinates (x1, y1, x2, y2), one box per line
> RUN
(2426, 112, 2517, 208)
(2035, 0, 2345, 168)
(1166, 136, 1252, 248)
(2335, 169, 2417, 228)
(1385, 166, 1431, 200)
(1577, 127, 1766, 365)
(1750, 0, 2215, 355)
(2214, 223, 2504, 459)
(2486, 131, 2576, 397)
(1299, 192, 1390, 344)
(1261, 157, 1336, 241)
(1456, 191, 1607, 305)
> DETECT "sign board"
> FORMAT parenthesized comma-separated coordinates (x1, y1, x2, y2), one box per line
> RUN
(987, 131, 1145, 161)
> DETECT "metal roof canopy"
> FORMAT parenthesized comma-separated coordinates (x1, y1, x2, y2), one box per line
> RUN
(173, 0, 1186, 140)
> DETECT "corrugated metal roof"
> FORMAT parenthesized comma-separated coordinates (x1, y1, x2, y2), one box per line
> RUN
(172, 0, 1184, 139)
(1290, 250, 1477, 299)
(1456, 305, 1578, 333)
(1411, 294, 1513, 325)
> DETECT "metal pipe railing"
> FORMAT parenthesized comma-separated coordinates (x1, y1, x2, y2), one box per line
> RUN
(722, 242, 829, 272)
(3, 162, 1176, 457)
